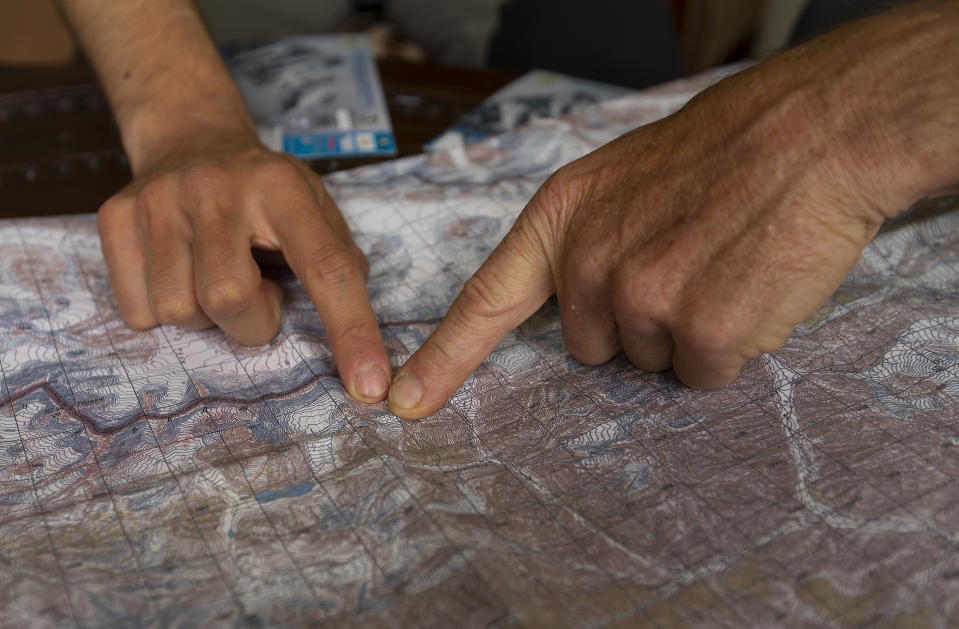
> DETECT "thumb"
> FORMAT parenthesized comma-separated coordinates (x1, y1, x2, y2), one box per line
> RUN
(388, 215, 555, 419)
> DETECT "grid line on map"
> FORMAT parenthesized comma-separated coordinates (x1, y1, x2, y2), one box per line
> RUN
(432, 186, 959, 625)
(308, 184, 592, 620)
(0, 328, 79, 628)
(151, 322, 327, 617)
(732, 299, 957, 620)
(441, 188, 764, 625)
(277, 347, 518, 626)
(11, 220, 134, 628)
(211, 306, 511, 624)
(66, 225, 241, 611)
(218, 333, 429, 627)
(385, 190, 690, 626)
(436, 186, 759, 623)
(372, 189, 657, 623)
(534, 370, 760, 626)
(65, 219, 251, 622)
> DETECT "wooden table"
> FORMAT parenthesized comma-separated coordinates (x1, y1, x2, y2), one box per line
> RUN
(0, 59, 516, 217)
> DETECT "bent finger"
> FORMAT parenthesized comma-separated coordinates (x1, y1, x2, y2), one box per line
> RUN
(612, 261, 678, 373)
(558, 256, 620, 365)
(98, 198, 157, 330)
(671, 329, 744, 390)
(141, 206, 213, 331)
(192, 211, 282, 346)
(618, 320, 674, 373)
(388, 216, 554, 419)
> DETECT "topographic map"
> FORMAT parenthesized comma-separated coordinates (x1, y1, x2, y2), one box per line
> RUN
(1, 67, 958, 628)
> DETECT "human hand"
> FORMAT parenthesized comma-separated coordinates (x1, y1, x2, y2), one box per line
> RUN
(387, 2, 959, 418)
(98, 143, 391, 403)
(59, 0, 391, 403)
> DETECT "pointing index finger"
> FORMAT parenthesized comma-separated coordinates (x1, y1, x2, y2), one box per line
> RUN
(271, 190, 391, 404)
(388, 216, 554, 419)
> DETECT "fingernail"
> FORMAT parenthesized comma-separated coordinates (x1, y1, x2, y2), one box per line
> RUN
(388, 372, 423, 410)
(354, 363, 388, 401)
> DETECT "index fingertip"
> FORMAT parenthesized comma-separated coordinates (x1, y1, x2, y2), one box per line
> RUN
(351, 361, 390, 403)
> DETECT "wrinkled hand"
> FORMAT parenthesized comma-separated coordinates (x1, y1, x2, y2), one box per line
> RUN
(98, 143, 391, 403)
(387, 3, 958, 419)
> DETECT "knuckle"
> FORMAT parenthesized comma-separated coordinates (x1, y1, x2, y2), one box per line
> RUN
(330, 316, 373, 349)
(536, 170, 566, 208)
(427, 331, 462, 368)
(752, 329, 789, 357)
(137, 178, 172, 212)
(537, 161, 592, 205)
(97, 195, 122, 222)
(678, 310, 739, 358)
(626, 350, 672, 374)
(539, 165, 578, 204)
(182, 163, 228, 192)
(352, 245, 370, 278)
(528, 169, 574, 228)
(113, 291, 156, 330)
(96, 197, 129, 240)
(255, 156, 305, 189)
(566, 249, 607, 288)
(456, 273, 512, 322)
(151, 291, 198, 325)
(200, 277, 255, 317)
(136, 179, 180, 233)
(303, 244, 361, 287)
(616, 277, 669, 322)
(559, 312, 619, 366)
(565, 337, 616, 366)
(118, 305, 156, 331)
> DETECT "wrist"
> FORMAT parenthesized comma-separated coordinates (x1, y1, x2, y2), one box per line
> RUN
(60, 0, 263, 176)
(121, 96, 262, 176)
(819, 2, 959, 218)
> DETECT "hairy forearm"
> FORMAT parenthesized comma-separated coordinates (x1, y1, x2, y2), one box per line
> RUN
(674, 0, 959, 234)
(804, 0, 959, 210)
(58, 0, 258, 174)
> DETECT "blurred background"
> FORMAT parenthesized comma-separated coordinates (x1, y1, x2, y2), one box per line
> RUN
(2, 0, 849, 81)
(0, 0, 893, 216)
